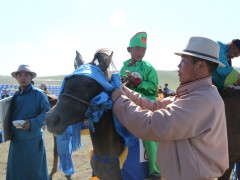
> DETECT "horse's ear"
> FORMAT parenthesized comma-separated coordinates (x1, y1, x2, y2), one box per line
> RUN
(74, 51, 84, 69)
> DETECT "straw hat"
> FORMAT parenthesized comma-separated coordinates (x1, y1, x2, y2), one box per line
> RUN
(11, 64, 37, 78)
(175, 36, 224, 67)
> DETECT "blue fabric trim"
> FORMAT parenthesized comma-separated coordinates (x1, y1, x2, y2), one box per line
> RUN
(56, 122, 83, 175)
(92, 153, 119, 163)
(58, 64, 114, 98)
(58, 64, 138, 147)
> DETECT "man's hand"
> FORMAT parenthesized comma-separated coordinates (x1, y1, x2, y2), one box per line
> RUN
(111, 88, 125, 102)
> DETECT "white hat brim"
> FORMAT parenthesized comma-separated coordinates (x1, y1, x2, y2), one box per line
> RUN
(175, 51, 225, 67)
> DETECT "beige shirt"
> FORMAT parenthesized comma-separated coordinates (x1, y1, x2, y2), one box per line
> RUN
(113, 77, 228, 180)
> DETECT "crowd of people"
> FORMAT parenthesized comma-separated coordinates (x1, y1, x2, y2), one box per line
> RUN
(1, 33, 240, 180)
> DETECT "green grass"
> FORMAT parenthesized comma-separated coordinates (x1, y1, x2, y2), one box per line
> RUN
(0, 70, 180, 90)
(156, 70, 179, 90)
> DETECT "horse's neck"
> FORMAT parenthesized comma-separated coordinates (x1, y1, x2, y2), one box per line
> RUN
(89, 110, 124, 158)
(220, 88, 240, 98)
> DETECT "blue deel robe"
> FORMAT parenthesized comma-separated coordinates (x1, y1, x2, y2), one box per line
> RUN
(212, 41, 233, 89)
(6, 84, 51, 180)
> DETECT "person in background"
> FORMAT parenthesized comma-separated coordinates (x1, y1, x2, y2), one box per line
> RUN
(212, 39, 240, 90)
(40, 83, 51, 95)
(7, 64, 50, 180)
(1, 89, 10, 99)
(120, 32, 160, 180)
(112, 37, 228, 180)
(163, 83, 170, 97)
(157, 86, 164, 100)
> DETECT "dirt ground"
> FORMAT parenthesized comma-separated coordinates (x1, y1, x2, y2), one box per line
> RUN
(0, 130, 93, 180)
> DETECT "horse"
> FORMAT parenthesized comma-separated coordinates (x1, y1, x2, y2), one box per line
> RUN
(218, 88, 240, 180)
(44, 94, 59, 179)
(46, 49, 125, 180)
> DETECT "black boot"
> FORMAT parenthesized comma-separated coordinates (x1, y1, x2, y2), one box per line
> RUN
(150, 173, 161, 180)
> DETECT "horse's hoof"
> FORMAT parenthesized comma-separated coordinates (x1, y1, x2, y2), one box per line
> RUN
(65, 175, 72, 180)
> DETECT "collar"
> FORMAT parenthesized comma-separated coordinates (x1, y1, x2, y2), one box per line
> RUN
(176, 76, 212, 97)
(16, 84, 33, 95)
(125, 59, 143, 67)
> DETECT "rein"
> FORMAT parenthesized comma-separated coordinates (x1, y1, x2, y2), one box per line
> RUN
(61, 93, 90, 106)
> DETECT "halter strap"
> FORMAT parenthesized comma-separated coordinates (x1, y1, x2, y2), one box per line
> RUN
(61, 93, 90, 106)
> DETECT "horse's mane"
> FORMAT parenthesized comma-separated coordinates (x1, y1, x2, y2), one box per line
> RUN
(90, 48, 117, 78)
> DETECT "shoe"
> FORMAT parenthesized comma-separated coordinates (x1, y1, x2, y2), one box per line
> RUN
(150, 173, 161, 180)
(65, 175, 72, 180)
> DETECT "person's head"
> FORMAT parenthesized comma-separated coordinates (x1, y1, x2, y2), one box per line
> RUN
(4, 89, 8, 95)
(40, 83, 47, 90)
(175, 36, 224, 85)
(165, 83, 168, 87)
(227, 39, 240, 59)
(127, 32, 147, 63)
(11, 64, 37, 89)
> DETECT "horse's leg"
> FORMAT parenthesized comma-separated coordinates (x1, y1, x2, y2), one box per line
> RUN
(90, 156, 122, 180)
(218, 164, 234, 180)
(49, 135, 59, 179)
(65, 175, 72, 180)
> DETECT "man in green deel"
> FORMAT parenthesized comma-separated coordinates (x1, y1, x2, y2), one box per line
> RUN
(120, 32, 160, 179)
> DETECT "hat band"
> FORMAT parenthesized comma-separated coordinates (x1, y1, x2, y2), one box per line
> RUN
(183, 50, 218, 60)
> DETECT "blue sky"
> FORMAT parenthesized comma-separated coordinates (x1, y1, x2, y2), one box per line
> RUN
(0, 0, 240, 76)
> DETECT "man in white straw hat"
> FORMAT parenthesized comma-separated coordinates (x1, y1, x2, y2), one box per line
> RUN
(110, 37, 228, 180)
(6, 64, 51, 180)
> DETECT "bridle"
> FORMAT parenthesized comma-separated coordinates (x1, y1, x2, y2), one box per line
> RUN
(61, 93, 91, 106)
(61, 92, 119, 164)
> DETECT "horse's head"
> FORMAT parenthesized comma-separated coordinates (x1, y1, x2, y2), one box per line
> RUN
(46, 48, 114, 134)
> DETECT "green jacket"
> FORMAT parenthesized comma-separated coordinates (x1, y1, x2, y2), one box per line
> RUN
(120, 59, 158, 100)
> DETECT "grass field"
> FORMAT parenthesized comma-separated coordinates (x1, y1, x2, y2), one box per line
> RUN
(0, 70, 179, 90)
(0, 131, 93, 180)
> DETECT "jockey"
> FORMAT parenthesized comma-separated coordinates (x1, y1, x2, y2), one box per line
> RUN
(120, 32, 160, 180)
(212, 39, 240, 90)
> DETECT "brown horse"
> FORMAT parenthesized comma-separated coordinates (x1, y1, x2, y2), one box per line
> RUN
(218, 88, 240, 180)
(46, 49, 125, 180)
(44, 94, 59, 179)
